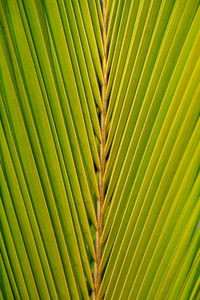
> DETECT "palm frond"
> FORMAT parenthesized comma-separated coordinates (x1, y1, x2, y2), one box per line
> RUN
(0, 0, 200, 299)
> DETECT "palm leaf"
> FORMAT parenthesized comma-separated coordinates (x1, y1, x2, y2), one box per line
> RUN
(0, 0, 200, 299)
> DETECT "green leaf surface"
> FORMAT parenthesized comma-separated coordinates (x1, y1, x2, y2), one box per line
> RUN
(1, 1, 200, 299)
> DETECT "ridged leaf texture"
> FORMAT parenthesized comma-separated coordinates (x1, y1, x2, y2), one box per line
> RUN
(0, 0, 200, 299)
